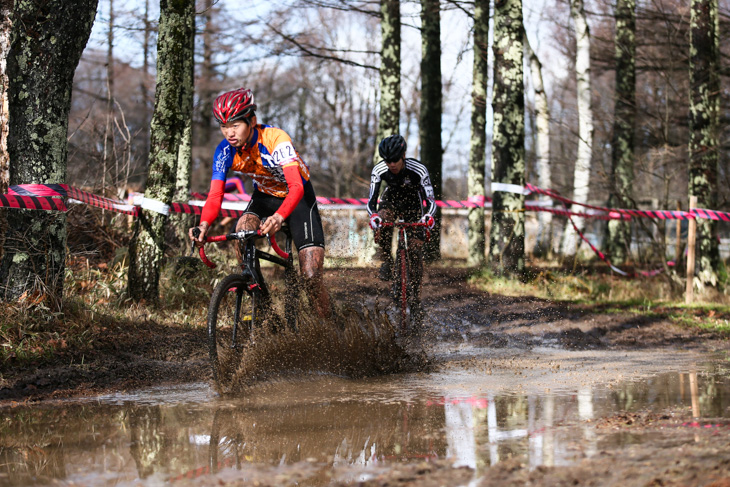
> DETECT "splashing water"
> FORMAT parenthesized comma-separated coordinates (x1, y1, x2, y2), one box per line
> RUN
(214, 301, 430, 394)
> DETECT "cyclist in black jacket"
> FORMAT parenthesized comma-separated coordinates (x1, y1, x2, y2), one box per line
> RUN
(367, 134, 436, 281)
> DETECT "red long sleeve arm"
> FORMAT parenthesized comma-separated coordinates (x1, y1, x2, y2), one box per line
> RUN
(275, 165, 304, 220)
(200, 179, 226, 226)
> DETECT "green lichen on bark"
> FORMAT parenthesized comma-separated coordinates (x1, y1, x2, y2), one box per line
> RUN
(0, 0, 12, 264)
(688, 0, 720, 288)
(171, 3, 195, 245)
(488, 0, 525, 277)
(467, 0, 489, 267)
(0, 0, 97, 306)
(605, 0, 636, 264)
(373, 0, 401, 166)
(128, 0, 194, 303)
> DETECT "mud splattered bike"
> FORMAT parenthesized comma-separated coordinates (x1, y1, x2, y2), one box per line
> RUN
(378, 220, 431, 335)
(192, 224, 298, 384)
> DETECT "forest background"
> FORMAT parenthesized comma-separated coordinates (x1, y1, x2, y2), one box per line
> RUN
(1, 0, 730, 308)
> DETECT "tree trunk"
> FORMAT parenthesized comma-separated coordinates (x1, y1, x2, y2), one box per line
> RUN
(0, 0, 12, 265)
(605, 0, 635, 265)
(488, 0, 525, 277)
(103, 0, 115, 194)
(467, 0, 489, 267)
(128, 406, 164, 478)
(0, 0, 97, 308)
(128, 0, 195, 303)
(172, 4, 195, 246)
(196, 0, 215, 148)
(524, 33, 552, 257)
(419, 0, 442, 261)
(560, 0, 594, 259)
(139, 0, 152, 172)
(374, 0, 401, 165)
(688, 0, 719, 288)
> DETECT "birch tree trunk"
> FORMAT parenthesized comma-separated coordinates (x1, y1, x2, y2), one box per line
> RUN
(0, 0, 12, 265)
(524, 33, 552, 256)
(128, 0, 194, 303)
(373, 0, 400, 164)
(488, 0, 525, 277)
(467, 0, 489, 267)
(420, 0, 442, 261)
(561, 0, 594, 259)
(0, 0, 97, 308)
(688, 0, 720, 288)
(605, 0, 636, 265)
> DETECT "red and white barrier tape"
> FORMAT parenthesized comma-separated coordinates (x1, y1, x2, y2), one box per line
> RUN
(3, 183, 730, 223)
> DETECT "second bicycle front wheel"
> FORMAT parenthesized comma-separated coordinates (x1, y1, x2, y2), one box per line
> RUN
(208, 273, 257, 386)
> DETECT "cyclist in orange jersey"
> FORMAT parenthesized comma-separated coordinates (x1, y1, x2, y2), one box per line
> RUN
(189, 88, 331, 319)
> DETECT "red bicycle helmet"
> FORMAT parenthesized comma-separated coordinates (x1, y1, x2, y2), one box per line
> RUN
(212, 88, 257, 124)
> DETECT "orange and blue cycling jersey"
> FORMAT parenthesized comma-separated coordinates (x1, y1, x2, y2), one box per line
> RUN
(212, 124, 310, 198)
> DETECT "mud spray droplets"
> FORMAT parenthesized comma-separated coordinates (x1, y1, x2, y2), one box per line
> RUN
(214, 301, 430, 394)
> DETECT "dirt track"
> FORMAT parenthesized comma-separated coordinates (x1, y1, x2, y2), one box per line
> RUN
(1, 265, 729, 486)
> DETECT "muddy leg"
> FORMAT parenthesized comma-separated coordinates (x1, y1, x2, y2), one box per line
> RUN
(234, 214, 260, 265)
(299, 246, 332, 320)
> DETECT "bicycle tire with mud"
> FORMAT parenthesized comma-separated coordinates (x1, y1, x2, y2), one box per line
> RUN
(207, 273, 259, 385)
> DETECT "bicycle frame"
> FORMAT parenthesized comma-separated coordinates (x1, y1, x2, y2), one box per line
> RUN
(379, 221, 431, 334)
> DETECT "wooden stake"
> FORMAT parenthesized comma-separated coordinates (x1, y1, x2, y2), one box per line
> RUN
(686, 196, 697, 304)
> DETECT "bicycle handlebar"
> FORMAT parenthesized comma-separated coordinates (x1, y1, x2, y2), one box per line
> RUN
(192, 228, 290, 269)
(378, 221, 431, 228)
(378, 221, 432, 242)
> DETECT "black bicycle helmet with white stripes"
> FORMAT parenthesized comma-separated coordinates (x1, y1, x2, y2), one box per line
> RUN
(378, 134, 407, 162)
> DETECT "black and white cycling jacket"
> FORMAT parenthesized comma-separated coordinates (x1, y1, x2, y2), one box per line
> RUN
(367, 158, 436, 217)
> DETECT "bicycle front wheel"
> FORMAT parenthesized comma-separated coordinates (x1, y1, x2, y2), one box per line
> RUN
(208, 274, 257, 385)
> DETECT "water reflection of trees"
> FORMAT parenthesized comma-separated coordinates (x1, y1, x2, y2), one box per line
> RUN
(0, 406, 104, 483)
(0, 370, 727, 483)
(610, 370, 729, 418)
(207, 400, 445, 472)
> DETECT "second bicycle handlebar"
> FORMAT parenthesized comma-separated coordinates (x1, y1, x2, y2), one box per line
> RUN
(378, 220, 432, 241)
(192, 228, 290, 269)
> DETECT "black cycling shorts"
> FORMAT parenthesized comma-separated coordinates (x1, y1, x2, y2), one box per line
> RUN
(243, 181, 325, 251)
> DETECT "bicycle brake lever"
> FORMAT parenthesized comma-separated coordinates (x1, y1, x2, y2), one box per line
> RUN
(190, 227, 201, 255)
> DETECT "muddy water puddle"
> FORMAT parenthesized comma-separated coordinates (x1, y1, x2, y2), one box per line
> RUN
(1, 349, 728, 486)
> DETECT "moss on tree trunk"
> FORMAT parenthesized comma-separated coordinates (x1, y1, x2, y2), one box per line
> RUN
(373, 0, 400, 165)
(688, 0, 720, 288)
(606, 0, 636, 265)
(467, 0, 489, 267)
(128, 0, 194, 303)
(0, 0, 97, 307)
(488, 0, 525, 277)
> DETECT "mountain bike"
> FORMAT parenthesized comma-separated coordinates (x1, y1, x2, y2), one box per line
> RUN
(192, 225, 298, 384)
(379, 220, 431, 335)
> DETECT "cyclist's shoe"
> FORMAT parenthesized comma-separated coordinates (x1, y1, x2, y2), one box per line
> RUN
(378, 261, 392, 281)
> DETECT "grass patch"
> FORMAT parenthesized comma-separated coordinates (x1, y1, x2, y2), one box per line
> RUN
(468, 265, 730, 335)
(0, 252, 221, 372)
(468, 266, 679, 303)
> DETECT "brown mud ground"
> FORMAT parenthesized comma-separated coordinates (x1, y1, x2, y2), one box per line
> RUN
(2, 265, 730, 486)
